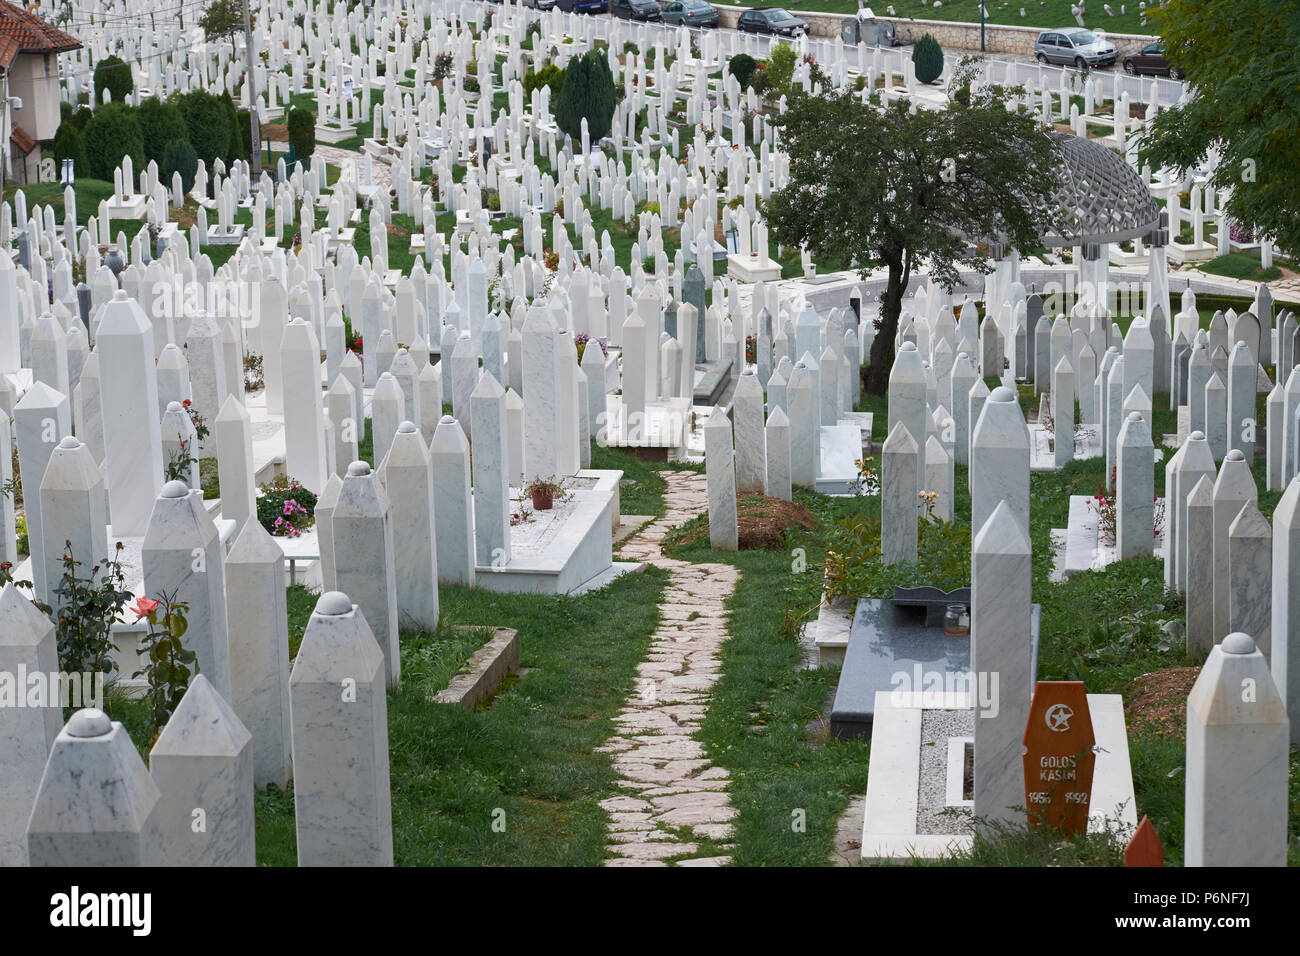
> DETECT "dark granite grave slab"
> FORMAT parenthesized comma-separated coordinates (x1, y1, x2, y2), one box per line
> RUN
(829, 598, 1042, 741)
(692, 361, 733, 406)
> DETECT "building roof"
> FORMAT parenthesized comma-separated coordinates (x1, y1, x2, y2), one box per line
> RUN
(0, 1, 81, 67)
(10, 123, 36, 156)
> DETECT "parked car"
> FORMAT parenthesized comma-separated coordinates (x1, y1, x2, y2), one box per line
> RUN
(1033, 28, 1117, 69)
(1122, 41, 1184, 78)
(737, 7, 808, 37)
(522, 0, 558, 10)
(661, 0, 719, 27)
(556, 0, 607, 13)
(611, 0, 661, 20)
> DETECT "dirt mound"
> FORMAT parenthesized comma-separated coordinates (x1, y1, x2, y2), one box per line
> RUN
(737, 494, 815, 550)
(1124, 666, 1200, 738)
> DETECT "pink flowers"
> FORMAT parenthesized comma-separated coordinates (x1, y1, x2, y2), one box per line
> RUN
(272, 498, 310, 538)
(131, 596, 160, 622)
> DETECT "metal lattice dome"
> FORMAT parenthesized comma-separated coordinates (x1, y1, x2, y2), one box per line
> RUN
(1038, 132, 1161, 248)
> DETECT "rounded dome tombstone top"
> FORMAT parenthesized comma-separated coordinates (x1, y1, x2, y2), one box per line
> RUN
(1222, 632, 1256, 655)
(990, 385, 1018, 402)
(397, 421, 418, 434)
(316, 591, 353, 616)
(1036, 132, 1161, 249)
(1227, 449, 1245, 462)
(66, 708, 112, 737)
(161, 479, 189, 498)
(347, 461, 372, 477)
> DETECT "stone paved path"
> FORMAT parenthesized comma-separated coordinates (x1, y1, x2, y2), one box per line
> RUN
(597, 471, 739, 866)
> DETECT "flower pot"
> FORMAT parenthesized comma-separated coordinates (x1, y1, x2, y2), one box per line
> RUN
(532, 489, 554, 510)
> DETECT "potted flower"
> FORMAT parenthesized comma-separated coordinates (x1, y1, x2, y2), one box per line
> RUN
(524, 475, 566, 511)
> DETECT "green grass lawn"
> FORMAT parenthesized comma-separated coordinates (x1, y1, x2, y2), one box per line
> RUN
(1198, 252, 1285, 284)
(764, 0, 1153, 34)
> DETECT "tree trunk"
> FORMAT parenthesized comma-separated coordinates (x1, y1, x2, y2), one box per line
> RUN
(864, 258, 907, 395)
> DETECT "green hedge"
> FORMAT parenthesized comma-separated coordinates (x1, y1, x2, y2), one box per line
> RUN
(81, 102, 145, 182)
(93, 54, 134, 105)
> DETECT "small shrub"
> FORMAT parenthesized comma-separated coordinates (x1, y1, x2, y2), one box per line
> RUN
(81, 102, 146, 182)
(243, 352, 265, 391)
(52, 121, 87, 178)
(52, 542, 132, 678)
(94, 54, 133, 104)
(287, 106, 315, 159)
(162, 138, 198, 195)
(432, 51, 454, 82)
(912, 33, 944, 85)
(765, 44, 797, 97)
(728, 53, 757, 90)
(131, 592, 196, 745)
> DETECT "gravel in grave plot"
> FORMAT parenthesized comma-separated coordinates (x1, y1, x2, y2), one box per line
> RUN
(915, 707, 975, 837)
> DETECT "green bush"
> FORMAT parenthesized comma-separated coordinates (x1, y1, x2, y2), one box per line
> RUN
(138, 96, 189, 165)
(524, 63, 565, 98)
(93, 54, 134, 105)
(162, 138, 198, 195)
(555, 48, 616, 143)
(52, 121, 87, 178)
(257, 475, 317, 537)
(824, 511, 970, 600)
(728, 53, 758, 91)
(81, 102, 146, 182)
(71, 105, 94, 130)
(237, 109, 254, 159)
(912, 33, 944, 85)
(765, 44, 797, 97)
(176, 89, 232, 169)
(221, 91, 241, 163)
(287, 107, 315, 160)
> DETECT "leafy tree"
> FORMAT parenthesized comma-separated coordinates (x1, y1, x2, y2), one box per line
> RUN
(70, 105, 94, 130)
(555, 49, 616, 143)
(138, 96, 189, 165)
(524, 63, 565, 98)
(52, 121, 87, 178)
(93, 54, 134, 105)
(912, 34, 944, 85)
(221, 90, 241, 163)
(81, 102, 146, 181)
(237, 109, 254, 159)
(163, 138, 199, 194)
(287, 107, 315, 160)
(765, 86, 1061, 395)
(728, 53, 758, 90)
(200, 0, 244, 41)
(176, 89, 232, 168)
(1139, 0, 1300, 252)
(765, 43, 797, 98)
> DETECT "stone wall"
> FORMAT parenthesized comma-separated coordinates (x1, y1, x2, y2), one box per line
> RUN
(708, 5, 1156, 58)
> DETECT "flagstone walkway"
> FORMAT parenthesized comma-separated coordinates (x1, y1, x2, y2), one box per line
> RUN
(597, 470, 739, 866)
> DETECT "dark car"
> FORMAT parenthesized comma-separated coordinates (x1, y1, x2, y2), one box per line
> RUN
(1033, 28, 1117, 69)
(556, 0, 607, 12)
(611, 0, 661, 20)
(1122, 41, 1184, 78)
(661, 0, 719, 27)
(737, 7, 808, 37)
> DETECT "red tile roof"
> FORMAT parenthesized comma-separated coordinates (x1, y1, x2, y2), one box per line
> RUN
(0, 1, 81, 60)
(10, 123, 36, 155)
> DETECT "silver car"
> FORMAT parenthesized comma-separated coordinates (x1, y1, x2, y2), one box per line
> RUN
(1034, 28, 1117, 69)
(523, 0, 558, 9)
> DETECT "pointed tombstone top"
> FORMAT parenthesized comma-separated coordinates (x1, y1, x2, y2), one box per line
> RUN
(15, 379, 67, 410)
(1228, 500, 1271, 540)
(327, 373, 356, 398)
(973, 498, 1031, 556)
(0, 581, 55, 649)
(341, 350, 363, 371)
(227, 515, 285, 564)
(925, 434, 949, 462)
(766, 366, 787, 390)
(1274, 475, 1300, 531)
(471, 368, 505, 400)
(150, 673, 252, 758)
(1054, 354, 1074, 375)
(1124, 815, 1164, 867)
(96, 289, 152, 338)
(317, 472, 343, 511)
(882, 420, 918, 456)
(969, 377, 991, 400)
(766, 405, 789, 428)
